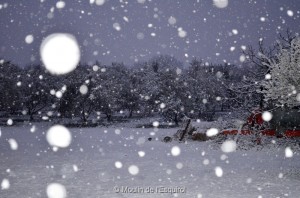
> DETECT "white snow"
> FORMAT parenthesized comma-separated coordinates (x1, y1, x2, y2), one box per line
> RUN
(206, 128, 219, 137)
(265, 74, 271, 80)
(7, 118, 13, 126)
(114, 129, 121, 135)
(239, 54, 246, 62)
(287, 10, 294, 17)
(176, 162, 183, 169)
(137, 0, 146, 4)
(1, 123, 300, 197)
(262, 111, 273, 122)
(152, 121, 159, 127)
(297, 93, 300, 101)
(115, 161, 123, 169)
(40, 33, 80, 75)
(95, 0, 105, 6)
(138, 151, 145, 157)
(136, 32, 144, 40)
(221, 140, 237, 153)
(159, 103, 166, 109)
(30, 125, 36, 133)
(215, 166, 223, 177)
(213, 0, 228, 9)
(232, 29, 238, 35)
(46, 125, 72, 148)
(56, 1, 65, 9)
(171, 146, 181, 156)
(25, 35, 34, 44)
(73, 164, 79, 172)
(113, 23, 121, 31)
(178, 28, 187, 38)
(123, 16, 129, 22)
(176, 67, 182, 75)
(285, 147, 293, 158)
(8, 138, 18, 150)
(79, 85, 88, 95)
(55, 91, 63, 98)
(168, 16, 177, 25)
(46, 183, 67, 198)
(128, 165, 139, 175)
(136, 137, 146, 145)
(92, 65, 99, 71)
(1, 178, 10, 190)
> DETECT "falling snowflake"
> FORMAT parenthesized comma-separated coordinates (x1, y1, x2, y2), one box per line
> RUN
(262, 111, 272, 122)
(171, 146, 181, 156)
(95, 0, 105, 6)
(46, 125, 72, 148)
(115, 161, 123, 169)
(79, 85, 88, 95)
(285, 147, 293, 158)
(40, 33, 80, 75)
(56, 1, 66, 9)
(176, 162, 183, 169)
(168, 16, 177, 25)
(7, 119, 13, 126)
(138, 151, 145, 157)
(152, 121, 159, 127)
(221, 140, 236, 153)
(215, 166, 223, 177)
(8, 138, 18, 150)
(46, 183, 67, 198)
(1, 178, 10, 190)
(213, 0, 228, 9)
(113, 23, 121, 31)
(287, 10, 294, 17)
(25, 35, 34, 44)
(206, 128, 219, 137)
(128, 165, 139, 175)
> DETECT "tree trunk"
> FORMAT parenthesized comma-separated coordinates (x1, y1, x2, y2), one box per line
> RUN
(82, 111, 87, 123)
(30, 114, 34, 121)
(259, 86, 264, 109)
(128, 109, 133, 118)
(174, 114, 179, 126)
(106, 114, 112, 122)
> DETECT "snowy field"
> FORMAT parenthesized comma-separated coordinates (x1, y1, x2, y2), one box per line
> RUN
(1, 122, 300, 198)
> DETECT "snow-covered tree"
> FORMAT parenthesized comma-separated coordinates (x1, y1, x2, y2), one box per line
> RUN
(18, 65, 52, 120)
(0, 60, 21, 114)
(261, 37, 300, 107)
(92, 63, 127, 121)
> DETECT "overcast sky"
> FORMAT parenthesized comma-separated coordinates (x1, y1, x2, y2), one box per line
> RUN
(0, 0, 299, 67)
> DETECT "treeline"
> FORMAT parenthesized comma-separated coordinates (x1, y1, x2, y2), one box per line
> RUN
(0, 55, 262, 124)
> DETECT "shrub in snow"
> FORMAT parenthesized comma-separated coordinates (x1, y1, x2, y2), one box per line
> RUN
(191, 133, 208, 141)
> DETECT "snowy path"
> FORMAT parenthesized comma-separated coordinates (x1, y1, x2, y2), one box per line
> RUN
(0, 123, 300, 198)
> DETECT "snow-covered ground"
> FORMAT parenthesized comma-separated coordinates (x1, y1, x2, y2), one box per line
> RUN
(0, 122, 300, 198)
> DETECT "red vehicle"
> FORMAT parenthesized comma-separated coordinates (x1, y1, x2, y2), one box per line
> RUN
(222, 108, 300, 139)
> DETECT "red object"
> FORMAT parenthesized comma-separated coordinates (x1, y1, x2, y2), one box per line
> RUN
(261, 129, 276, 136)
(221, 129, 300, 137)
(285, 130, 300, 137)
(247, 109, 264, 127)
(220, 108, 300, 138)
